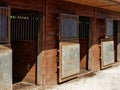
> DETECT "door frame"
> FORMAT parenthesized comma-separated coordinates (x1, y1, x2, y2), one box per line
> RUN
(58, 14, 93, 83)
(10, 8, 42, 84)
(88, 17, 93, 70)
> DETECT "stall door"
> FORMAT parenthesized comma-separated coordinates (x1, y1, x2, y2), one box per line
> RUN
(79, 17, 91, 71)
(59, 14, 80, 82)
(0, 6, 12, 90)
(11, 10, 40, 83)
(101, 39, 114, 69)
(101, 19, 115, 69)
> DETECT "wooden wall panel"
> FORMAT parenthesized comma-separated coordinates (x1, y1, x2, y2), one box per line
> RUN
(47, 0, 94, 17)
(2, 0, 45, 11)
(96, 8, 120, 20)
(91, 19, 106, 71)
(44, 0, 120, 86)
(45, 50, 57, 85)
(2, 0, 120, 86)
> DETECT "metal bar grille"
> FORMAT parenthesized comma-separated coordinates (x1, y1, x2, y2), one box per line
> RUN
(11, 10, 40, 41)
(79, 17, 90, 39)
(0, 7, 9, 43)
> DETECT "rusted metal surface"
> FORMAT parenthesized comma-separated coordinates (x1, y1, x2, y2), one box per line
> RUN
(59, 42, 80, 82)
(101, 40, 115, 69)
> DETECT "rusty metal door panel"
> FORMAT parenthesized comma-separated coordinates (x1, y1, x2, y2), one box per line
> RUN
(101, 40, 115, 69)
(59, 42, 80, 82)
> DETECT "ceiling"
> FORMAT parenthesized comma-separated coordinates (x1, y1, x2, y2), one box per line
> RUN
(64, 0, 120, 12)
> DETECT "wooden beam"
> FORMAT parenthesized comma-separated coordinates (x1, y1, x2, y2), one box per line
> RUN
(64, 0, 120, 12)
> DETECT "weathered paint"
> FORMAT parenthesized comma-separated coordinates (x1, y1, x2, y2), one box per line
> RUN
(0, 45, 12, 90)
(60, 43, 80, 81)
(101, 40, 115, 69)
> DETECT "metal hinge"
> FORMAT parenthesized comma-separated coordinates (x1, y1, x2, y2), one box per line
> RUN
(57, 33, 59, 36)
(58, 50, 60, 52)
(57, 17, 59, 20)
(58, 66, 60, 69)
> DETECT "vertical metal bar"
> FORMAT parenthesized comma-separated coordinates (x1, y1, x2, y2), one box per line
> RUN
(19, 15, 21, 40)
(30, 12, 32, 40)
(85, 18, 86, 38)
(88, 18, 91, 39)
(20, 15, 22, 40)
(5, 8, 7, 41)
(83, 18, 84, 38)
(85, 18, 87, 38)
(16, 15, 18, 40)
(0, 8, 1, 41)
(36, 13, 39, 40)
(86, 18, 89, 39)
(22, 14, 24, 40)
(83, 18, 85, 38)
(3, 8, 5, 41)
(82, 18, 84, 38)
(17, 15, 19, 40)
(81, 18, 83, 38)
(11, 15, 13, 41)
(33, 13, 36, 40)
(8, 7, 11, 43)
(32, 13, 36, 40)
(84, 18, 86, 38)
(18, 15, 20, 40)
(80, 18, 82, 38)
(27, 13, 29, 40)
(34, 13, 36, 40)
(20, 15, 23, 40)
(14, 15, 16, 41)
(2, 7, 4, 41)
(14, 15, 15, 41)
(25, 13, 27, 40)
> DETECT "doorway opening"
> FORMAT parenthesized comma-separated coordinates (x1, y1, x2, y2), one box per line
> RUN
(58, 14, 92, 82)
(113, 20, 118, 62)
(11, 9, 41, 84)
(79, 16, 92, 73)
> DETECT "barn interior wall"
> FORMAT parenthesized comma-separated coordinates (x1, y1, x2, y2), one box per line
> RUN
(1, 0, 120, 86)
(1, 0, 45, 85)
(44, 0, 120, 86)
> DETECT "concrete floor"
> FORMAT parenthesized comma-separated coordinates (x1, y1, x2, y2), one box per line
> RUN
(13, 65, 120, 90)
(47, 65, 120, 90)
